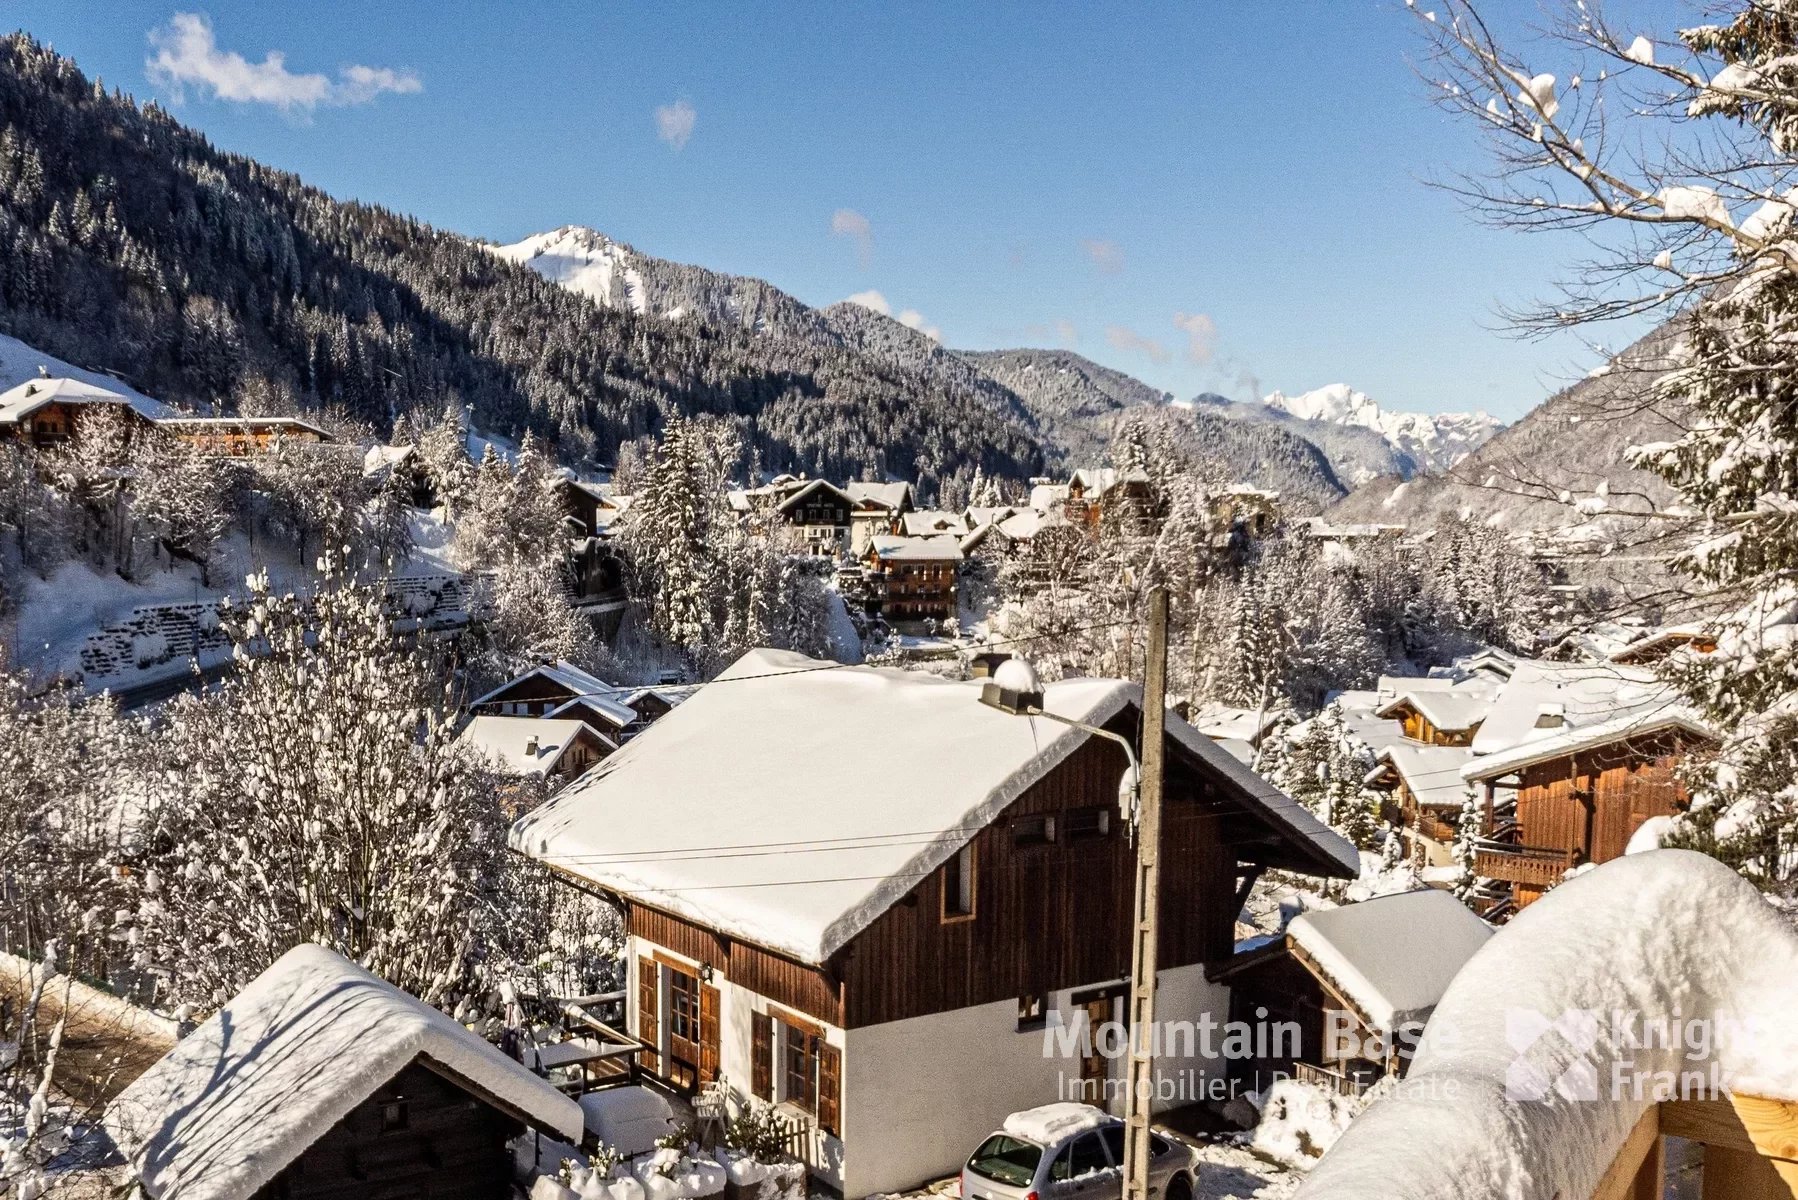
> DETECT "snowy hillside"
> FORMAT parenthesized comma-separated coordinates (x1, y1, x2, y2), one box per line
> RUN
(487, 226, 648, 315)
(1262, 384, 1502, 474)
(0, 331, 172, 417)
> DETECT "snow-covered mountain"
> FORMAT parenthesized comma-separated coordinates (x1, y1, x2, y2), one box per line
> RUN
(488, 226, 648, 314)
(1261, 383, 1503, 474)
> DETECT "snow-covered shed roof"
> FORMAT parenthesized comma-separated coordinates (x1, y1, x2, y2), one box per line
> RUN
(844, 480, 914, 512)
(0, 376, 167, 422)
(469, 659, 618, 709)
(871, 533, 963, 563)
(457, 715, 608, 776)
(1291, 852, 1798, 1200)
(511, 649, 1356, 965)
(1188, 704, 1280, 743)
(105, 945, 582, 1200)
(1287, 889, 1492, 1035)
(1461, 706, 1718, 783)
(1366, 744, 1475, 809)
(1375, 687, 1494, 734)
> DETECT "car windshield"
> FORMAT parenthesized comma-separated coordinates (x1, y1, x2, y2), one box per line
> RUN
(967, 1135, 1044, 1187)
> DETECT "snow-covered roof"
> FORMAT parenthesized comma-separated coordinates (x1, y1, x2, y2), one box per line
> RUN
(1375, 686, 1494, 734)
(1028, 482, 1069, 512)
(1332, 689, 1409, 755)
(159, 415, 334, 438)
(900, 509, 968, 537)
(1461, 706, 1718, 783)
(105, 945, 583, 1200)
(998, 507, 1055, 540)
(1287, 889, 1492, 1035)
(548, 691, 641, 730)
(512, 649, 1356, 964)
(871, 533, 963, 562)
(1466, 660, 1679, 758)
(1293, 852, 1798, 1200)
(469, 660, 618, 709)
(775, 477, 852, 515)
(1068, 467, 1147, 496)
(457, 715, 606, 776)
(1366, 744, 1475, 809)
(844, 480, 914, 512)
(1607, 624, 1709, 663)
(362, 443, 415, 477)
(0, 376, 167, 422)
(1188, 704, 1280, 743)
(965, 505, 1017, 528)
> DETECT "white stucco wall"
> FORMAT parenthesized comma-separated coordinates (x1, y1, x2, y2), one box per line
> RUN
(841, 964, 1232, 1198)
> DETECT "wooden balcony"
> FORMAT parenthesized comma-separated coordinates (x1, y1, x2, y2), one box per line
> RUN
(1474, 842, 1577, 889)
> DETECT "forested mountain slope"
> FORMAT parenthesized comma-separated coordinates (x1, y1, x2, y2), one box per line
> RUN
(0, 36, 1043, 488)
(1327, 324, 1687, 536)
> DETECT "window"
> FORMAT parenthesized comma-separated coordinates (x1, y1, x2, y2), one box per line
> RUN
(1012, 814, 1056, 847)
(781, 1021, 819, 1114)
(669, 967, 698, 1043)
(1017, 993, 1047, 1032)
(1065, 807, 1111, 840)
(1054, 1132, 1111, 1181)
(942, 843, 975, 921)
(379, 1100, 409, 1133)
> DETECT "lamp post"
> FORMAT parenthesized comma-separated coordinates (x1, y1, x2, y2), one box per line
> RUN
(978, 588, 1169, 1200)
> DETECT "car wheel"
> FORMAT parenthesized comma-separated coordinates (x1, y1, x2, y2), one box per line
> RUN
(1165, 1174, 1193, 1200)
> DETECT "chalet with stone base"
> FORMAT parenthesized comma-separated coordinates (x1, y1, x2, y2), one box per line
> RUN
(512, 649, 1358, 1197)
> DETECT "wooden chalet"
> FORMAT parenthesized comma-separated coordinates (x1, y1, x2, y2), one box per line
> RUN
(470, 661, 622, 718)
(1363, 743, 1475, 867)
(0, 376, 157, 447)
(159, 415, 335, 455)
(1374, 686, 1494, 747)
(512, 649, 1358, 1197)
(456, 714, 615, 790)
(865, 534, 962, 625)
(1608, 625, 1718, 666)
(557, 477, 631, 539)
(105, 944, 582, 1200)
(772, 479, 855, 556)
(1064, 467, 1152, 528)
(1211, 889, 1491, 1096)
(844, 481, 915, 553)
(1462, 710, 1717, 914)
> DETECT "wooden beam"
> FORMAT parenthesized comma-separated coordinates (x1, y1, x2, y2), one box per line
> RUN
(1590, 1105, 1660, 1200)
(1662, 1094, 1798, 1199)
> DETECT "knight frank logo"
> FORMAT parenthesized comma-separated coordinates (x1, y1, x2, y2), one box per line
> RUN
(1505, 1007, 1601, 1102)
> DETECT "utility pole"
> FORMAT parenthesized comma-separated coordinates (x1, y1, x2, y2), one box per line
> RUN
(1122, 586, 1168, 1200)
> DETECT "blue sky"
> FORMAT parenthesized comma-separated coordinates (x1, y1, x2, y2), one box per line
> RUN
(11, 2, 1684, 420)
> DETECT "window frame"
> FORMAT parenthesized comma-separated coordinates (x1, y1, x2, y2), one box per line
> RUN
(1017, 993, 1048, 1033)
(940, 842, 977, 923)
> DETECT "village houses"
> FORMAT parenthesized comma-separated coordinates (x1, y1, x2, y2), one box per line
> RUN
(511, 648, 1358, 1197)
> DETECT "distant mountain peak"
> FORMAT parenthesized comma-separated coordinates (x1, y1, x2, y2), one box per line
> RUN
(1261, 383, 1502, 474)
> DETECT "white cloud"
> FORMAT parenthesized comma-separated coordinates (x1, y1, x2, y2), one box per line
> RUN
(844, 291, 939, 341)
(654, 99, 696, 150)
(831, 208, 873, 265)
(1106, 325, 1169, 365)
(146, 13, 421, 113)
(1173, 311, 1217, 365)
(1081, 238, 1125, 275)
(845, 289, 889, 314)
(897, 309, 942, 343)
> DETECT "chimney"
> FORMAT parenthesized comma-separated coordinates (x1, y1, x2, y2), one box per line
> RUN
(525, 735, 540, 757)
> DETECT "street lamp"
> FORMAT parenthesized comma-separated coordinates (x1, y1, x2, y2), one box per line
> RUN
(980, 657, 1142, 833)
(977, 587, 1169, 1200)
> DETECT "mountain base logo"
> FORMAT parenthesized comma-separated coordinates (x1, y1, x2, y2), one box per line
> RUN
(1504, 1006, 1756, 1103)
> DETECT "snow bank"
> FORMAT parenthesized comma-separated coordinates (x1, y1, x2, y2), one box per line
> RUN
(106, 944, 582, 1200)
(1250, 1079, 1366, 1170)
(1292, 851, 1798, 1199)
(1002, 1101, 1111, 1145)
(579, 1086, 681, 1157)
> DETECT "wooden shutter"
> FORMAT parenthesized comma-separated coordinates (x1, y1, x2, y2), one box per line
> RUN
(751, 1012, 773, 1100)
(818, 1041, 842, 1136)
(637, 957, 660, 1076)
(699, 983, 722, 1085)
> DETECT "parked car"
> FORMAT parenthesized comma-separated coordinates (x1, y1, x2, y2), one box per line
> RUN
(960, 1103, 1198, 1200)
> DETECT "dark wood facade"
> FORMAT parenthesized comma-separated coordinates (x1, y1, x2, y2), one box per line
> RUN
(252, 1060, 521, 1200)
(473, 673, 586, 717)
(622, 708, 1332, 1032)
(1476, 729, 1705, 909)
(0, 399, 153, 447)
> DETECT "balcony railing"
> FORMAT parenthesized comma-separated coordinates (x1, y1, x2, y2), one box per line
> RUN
(1474, 842, 1577, 888)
